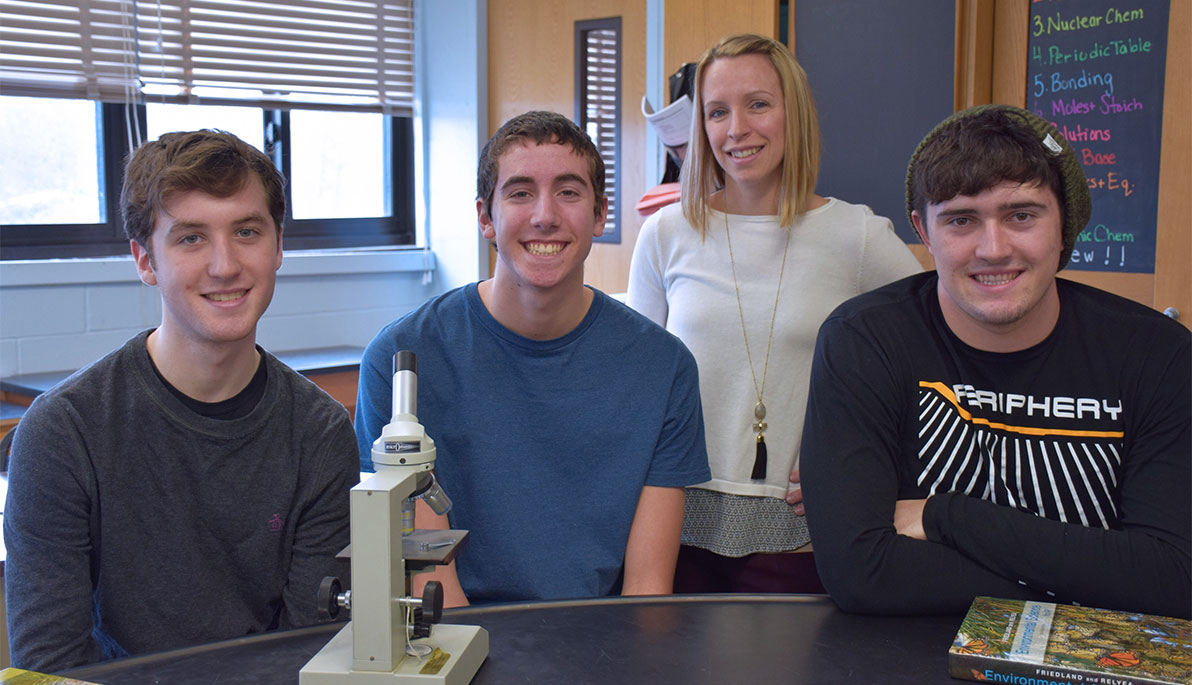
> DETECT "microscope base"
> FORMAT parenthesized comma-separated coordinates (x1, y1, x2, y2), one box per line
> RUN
(300, 622, 489, 684)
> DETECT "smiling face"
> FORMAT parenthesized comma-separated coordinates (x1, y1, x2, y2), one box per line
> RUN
(700, 53, 786, 207)
(132, 175, 282, 353)
(477, 140, 606, 295)
(913, 180, 1064, 351)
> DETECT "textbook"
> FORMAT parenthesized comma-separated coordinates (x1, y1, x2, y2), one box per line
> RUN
(0, 668, 98, 685)
(948, 597, 1192, 685)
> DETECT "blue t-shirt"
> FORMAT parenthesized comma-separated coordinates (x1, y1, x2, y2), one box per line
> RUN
(356, 284, 709, 602)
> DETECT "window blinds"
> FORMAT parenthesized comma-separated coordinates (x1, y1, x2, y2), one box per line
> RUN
(579, 23, 620, 240)
(0, 0, 414, 114)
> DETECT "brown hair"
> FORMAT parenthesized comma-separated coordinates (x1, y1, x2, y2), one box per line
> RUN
(681, 33, 821, 234)
(905, 105, 1090, 270)
(476, 110, 605, 220)
(121, 129, 286, 253)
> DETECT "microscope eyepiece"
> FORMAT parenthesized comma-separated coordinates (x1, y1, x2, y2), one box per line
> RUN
(391, 351, 419, 420)
(395, 350, 417, 374)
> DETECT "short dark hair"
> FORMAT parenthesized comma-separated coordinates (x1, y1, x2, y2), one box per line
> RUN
(476, 111, 605, 220)
(121, 130, 286, 254)
(906, 106, 1090, 271)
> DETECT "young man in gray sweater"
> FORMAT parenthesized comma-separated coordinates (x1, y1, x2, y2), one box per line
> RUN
(4, 130, 359, 672)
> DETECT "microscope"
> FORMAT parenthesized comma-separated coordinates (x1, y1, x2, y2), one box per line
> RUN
(300, 351, 489, 684)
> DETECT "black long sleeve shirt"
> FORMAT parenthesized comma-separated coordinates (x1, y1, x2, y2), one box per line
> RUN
(801, 274, 1191, 618)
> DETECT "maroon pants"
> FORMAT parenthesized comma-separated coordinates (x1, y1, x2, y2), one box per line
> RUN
(673, 544, 828, 594)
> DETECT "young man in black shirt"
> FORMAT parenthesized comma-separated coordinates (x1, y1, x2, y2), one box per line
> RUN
(800, 105, 1190, 618)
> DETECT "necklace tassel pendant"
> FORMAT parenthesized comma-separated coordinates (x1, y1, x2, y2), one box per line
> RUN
(751, 433, 767, 480)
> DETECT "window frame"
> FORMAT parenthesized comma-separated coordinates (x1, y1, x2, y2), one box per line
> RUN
(0, 102, 415, 260)
(274, 110, 416, 252)
(0, 102, 128, 259)
(574, 16, 622, 245)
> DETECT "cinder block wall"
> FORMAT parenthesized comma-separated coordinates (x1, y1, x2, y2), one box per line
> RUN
(1, 255, 442, 378)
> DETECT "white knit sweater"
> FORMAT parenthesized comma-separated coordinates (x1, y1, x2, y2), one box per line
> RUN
(627, 198, 923, 500)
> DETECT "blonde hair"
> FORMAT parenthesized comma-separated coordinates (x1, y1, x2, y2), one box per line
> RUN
(680, 33, 821, 235)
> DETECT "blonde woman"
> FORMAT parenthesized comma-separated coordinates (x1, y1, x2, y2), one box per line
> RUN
(627, 34, 921, 592)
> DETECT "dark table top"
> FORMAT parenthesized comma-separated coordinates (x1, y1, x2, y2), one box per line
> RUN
(65, 594, 964, 684)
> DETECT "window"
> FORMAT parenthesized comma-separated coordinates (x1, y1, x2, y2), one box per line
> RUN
(0, 97, 105, 226)
(0, 98, 128, 258)
(0, 1, 415, 260)
(145, 104, 265, 149)
(575, 17, 621, 245)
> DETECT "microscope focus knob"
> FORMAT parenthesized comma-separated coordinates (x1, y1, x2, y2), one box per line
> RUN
(317, 576, 345, 621)
(411, 581, 444, 639)
(422, 580, 444, 624)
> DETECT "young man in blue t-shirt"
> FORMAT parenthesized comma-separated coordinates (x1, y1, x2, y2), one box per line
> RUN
(355, 111, 710, 606)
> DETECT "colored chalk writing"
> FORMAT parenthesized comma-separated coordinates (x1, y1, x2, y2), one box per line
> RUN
(1026, 0, 1169, 274)
(1031, 6, 1148, 37)
(1036, 38, 1152, 67)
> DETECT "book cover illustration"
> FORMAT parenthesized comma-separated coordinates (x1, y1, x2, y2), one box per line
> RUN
(949, 597, 1191, 685)
(0, 668, 99, 685)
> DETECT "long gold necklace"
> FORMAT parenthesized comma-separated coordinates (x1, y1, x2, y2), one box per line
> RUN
(724, 211, 791, 480)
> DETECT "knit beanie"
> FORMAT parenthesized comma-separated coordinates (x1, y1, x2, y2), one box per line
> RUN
(905, 104, 1091, 271)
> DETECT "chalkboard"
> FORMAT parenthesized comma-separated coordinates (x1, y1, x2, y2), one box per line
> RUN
(1026, 0, 1170, 273)
(795, 0, 954, 243)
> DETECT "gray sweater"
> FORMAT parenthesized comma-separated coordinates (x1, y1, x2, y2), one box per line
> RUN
(4, 331, 358, 672)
